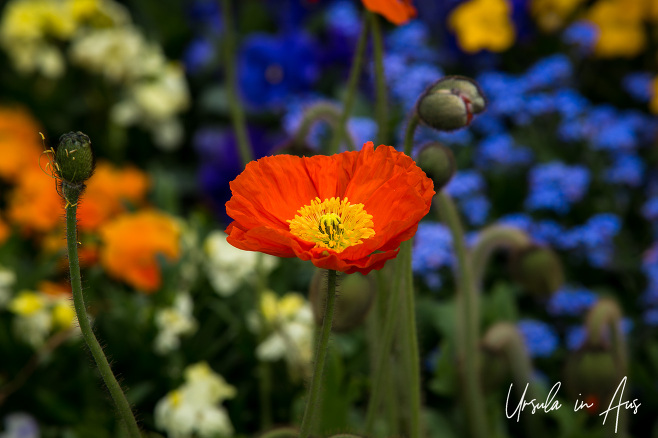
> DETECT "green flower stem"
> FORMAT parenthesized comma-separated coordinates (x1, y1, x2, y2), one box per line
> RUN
(369, 12, 388, 145)
(292, 102, 357, 152)
(436, 192, 488, 438)
(400, 241, 422, 438)
(470, 225, 531, 290)
(299, 269, 337, 438)
(403, 114, 420, 156)
(65, 202, 141, 438)
(327, 16, 370, 155)
(221, 0, 254, 166)
(364, 245, 406, 435)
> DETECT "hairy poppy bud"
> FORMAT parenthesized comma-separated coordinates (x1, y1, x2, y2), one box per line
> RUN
(55, 131, 94, 184)
(416, 142, 456, 191)
(309, 269, 375, 332)
(416, 76, 486, 132)
(510, 245, 563, 298)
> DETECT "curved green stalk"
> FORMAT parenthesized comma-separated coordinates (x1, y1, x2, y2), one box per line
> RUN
(369, 12, 388, 145)
(299, 270, 337, 438)
(327, 17, 370, 154)
(436, 192, 488, 438)
(221, 0, 254, 165)
(65, 202, 141, 438)
(403, 114, 420, 157)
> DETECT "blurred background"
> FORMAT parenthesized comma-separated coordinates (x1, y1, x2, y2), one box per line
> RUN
(0, 0, 657, 437)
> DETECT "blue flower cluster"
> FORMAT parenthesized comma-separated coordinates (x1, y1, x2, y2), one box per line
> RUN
(445, 170, 490, 226)
(412, 222, 454, 289)
(517, 319, 559, 358)
(499, 213, 621, 268)
(547, 286, 598, 317)
(475, 134, 533, 170)
(566, 318, 634, 351)
(525, 162, 590, 214)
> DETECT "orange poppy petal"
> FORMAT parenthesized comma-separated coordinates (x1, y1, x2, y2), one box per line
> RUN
(361, 0, 417, 26)
(225, 142, 434, 275)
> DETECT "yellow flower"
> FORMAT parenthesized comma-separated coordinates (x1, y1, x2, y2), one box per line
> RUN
(260, 291, 306, 325)
(99, 210, 181, 293)
(531, 0, 587, 32)
(51, 300, 75, 329)
(448, 0, 515, 53)
(9, 290, 46, 316)
(586, 0, 645, 58)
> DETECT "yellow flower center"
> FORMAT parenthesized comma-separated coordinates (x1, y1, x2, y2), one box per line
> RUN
(288, 197, 375, 253)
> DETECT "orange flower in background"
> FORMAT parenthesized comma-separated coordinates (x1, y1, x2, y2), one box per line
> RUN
(39, 281, 72, 298)
(100, 210, 181, 293)
(7, 166, 62, 234)
(77, 161, 150, 231)
(225, 142, 434, 274)
(362, 0, 416, 25)
(0, 106, 43, 181)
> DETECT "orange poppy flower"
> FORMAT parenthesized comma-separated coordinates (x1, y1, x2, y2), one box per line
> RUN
(225, 142, 434, 274)
(362, 0, 416, 25)
(99, 210, 181, 293)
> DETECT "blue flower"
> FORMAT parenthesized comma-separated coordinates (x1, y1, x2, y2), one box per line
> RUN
(460, 195, 490, 226)
(562, 214, 621, 267)
(412, 222, 454, 289)
(347, 117, 377, 149)
(605, 153, 646, 187)
(476, 134, 533, 169)
(562, 21, 598, 53)
(644, 309, 658, 326)
(517, 319, 559, 358)
(386, 20, 437, 63)
(194, 127, 275, 221)
(554, 88, 589, 119)
(525, 162, 590, 214)
(642, 196, 658, 222)
(388, 60, 443, 112)
(445, 170, 485, 199)
(565, 326, 586, 351)
(183, 37, 216, 74)
(522, 54, 573, 92)
(547, 286, 599, 317)
(325, 0, 361, 39)
(623, 72, 654, 103)
(238, 32, 319, 108)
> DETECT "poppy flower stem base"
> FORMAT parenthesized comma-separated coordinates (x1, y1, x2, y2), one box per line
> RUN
(400, 241, 422, 438)
(327, 15, 370, 155)
(65, 203, 142, 438)
(436, 192, 488, 438)
(299, 269, 338, 438)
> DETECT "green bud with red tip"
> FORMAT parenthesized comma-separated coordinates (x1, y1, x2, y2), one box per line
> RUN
(416, 76, 486, 132)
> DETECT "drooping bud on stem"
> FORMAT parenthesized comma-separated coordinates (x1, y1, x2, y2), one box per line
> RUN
(510, 245, 564, 298)
(416, 141, 456, 191)
(416, 76, 486, 132)
(55, 131, 95, 204)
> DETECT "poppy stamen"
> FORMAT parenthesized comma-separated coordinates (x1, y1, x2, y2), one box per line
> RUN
(289, 197, 375, 252)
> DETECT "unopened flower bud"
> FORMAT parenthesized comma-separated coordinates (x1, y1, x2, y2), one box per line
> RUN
(309, 269, 375, 332)
(55, 131, 94, 184)
(564, 349, 619, 407)
(416, 142, 456, 191)
(510, 245, 563, 298)
(416, 76, 486, 132)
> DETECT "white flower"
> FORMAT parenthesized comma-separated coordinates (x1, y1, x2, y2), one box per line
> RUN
(0, 412, 39, 438)
(154, 293, 197, 355)
(204, 232, 278, 297)
(154, 362, 235, 438)
(255, 292, 314, 379)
